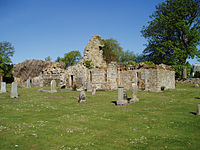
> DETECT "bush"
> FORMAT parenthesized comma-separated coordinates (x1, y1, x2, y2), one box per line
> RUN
(161, 86, 166, 91)
(84, 60, 93, 69)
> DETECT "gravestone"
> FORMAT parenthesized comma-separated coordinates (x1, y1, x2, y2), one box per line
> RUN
(11, 82, 18, 98)
(117, 85, 128, 105)
(0, 82, 6, 93)
(92, 87, 96, 95)
(26, 79, 31, 88)
(51, 80, 57, 93)
(78, 91, 86, 103)
(87, 80, 92, 92)
(194, 84, 199, 88)
(130, 83, 139, 103)
(197, 104, 200, 116)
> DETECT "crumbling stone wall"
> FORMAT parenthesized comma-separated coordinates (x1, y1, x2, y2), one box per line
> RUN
(157, 69, 175, 90)
(37, 63, 66, 87)
(81, 35, 107, 68)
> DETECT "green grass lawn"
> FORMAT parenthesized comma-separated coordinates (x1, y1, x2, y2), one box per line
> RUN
(0, 84, 199, 150)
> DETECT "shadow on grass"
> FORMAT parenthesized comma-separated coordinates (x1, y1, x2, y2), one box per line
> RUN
(111, 101, 117, 105)
(190, 112, 197, 115)
(194, 97, 200, 99)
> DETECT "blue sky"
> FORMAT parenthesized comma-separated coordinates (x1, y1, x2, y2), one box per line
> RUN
(0, 0, 198, 64)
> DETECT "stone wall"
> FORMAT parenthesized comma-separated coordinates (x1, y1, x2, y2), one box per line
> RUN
(176, 78, 200, 84)
(107, 62, 118, 90)
(37, 63, 66, 87)
(157, 69, 175, 90)
(81, 35, 107, 68)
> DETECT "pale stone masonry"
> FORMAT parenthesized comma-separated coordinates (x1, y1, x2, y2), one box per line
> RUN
(0, 82, 6, 93)
(13, 35, 175, 92)
(11, 82, 18, 98)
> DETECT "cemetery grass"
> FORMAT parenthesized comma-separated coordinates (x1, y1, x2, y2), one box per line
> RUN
(0, 84, 199, 150)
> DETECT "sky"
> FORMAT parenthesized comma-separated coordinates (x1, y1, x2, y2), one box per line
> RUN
(0, 0, 199, 65)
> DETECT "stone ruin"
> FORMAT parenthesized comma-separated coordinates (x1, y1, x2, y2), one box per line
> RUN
(13, 35, 175, 92)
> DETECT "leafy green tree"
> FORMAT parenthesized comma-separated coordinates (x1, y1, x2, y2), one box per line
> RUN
(0, 41, 15, 81)
(55, 56, 61, 62)
(120, 50, 136, 63)
(60, 50, 81, 67)
(135, 54, 146, 63)
(45, 56, 52, 62)
(141, 0, 200, 69)
(102, 38, 123, 63)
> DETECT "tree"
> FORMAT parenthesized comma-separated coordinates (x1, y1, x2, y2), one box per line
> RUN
(60, 50, 81, 67)
(102, 38, 123, 63)
(55, 56, 61, 62)
(120, 50, 136, 63)
(141, 0, 200, 68)
(0, 41, 15, 81)
(45, 56, 52, 62)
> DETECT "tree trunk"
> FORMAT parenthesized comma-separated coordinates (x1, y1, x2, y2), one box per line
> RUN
(183, 68, 187, 79)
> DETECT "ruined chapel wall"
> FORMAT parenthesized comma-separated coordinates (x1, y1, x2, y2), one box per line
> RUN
(65, 64, 87, 88)
(91, 68, 107, 90)
(144, 69, 159, 92)
(157, 69, 175, 90)
(107, 64, 118, 90)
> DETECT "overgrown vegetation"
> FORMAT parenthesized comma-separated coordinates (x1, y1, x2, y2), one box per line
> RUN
(0, 84, 199, 149)
(84, 60, 93, 69)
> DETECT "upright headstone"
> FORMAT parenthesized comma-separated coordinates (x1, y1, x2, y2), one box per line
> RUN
(11, 82, 18, 98)
(51, 80, 57, 93)
(92, 87, 96, 95)
(0, 82, 6, 93)
(197, 104, 200, 116)
(117, 85, 128, 105)
(130, 83, 139, 103)
(26, 79, 31, 88)
(87, 80, 92, 92)
(194, 84, 199, 88)
(78, 91, 86, 103)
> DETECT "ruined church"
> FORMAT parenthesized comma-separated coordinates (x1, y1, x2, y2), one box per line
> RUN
(13, 35, 175, 92)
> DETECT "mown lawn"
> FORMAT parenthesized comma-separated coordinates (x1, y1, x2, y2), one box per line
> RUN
(0, 84, 199, 150)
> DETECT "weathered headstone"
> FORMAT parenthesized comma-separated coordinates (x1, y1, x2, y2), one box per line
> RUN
(197, 104, 200, 116)
(0, 82, 6, 93)
(87, 80, 92, 92)
(92, 87, 96, 95)
(11, 82, 18, 98)
(26, 79, 31, 88)
(130, 83, 139, 103)
(117, 85, 128, 105)
(51, 80, 57, 93)
(194, 84, 199, 88)
(78, 91, 86, 103)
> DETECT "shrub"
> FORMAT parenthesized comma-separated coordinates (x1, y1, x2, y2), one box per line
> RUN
(84, 60, 93, 69)
(161, 86, 166, 91)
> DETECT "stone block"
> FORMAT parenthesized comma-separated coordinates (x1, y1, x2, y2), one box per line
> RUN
(0, 82, 6, 93)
